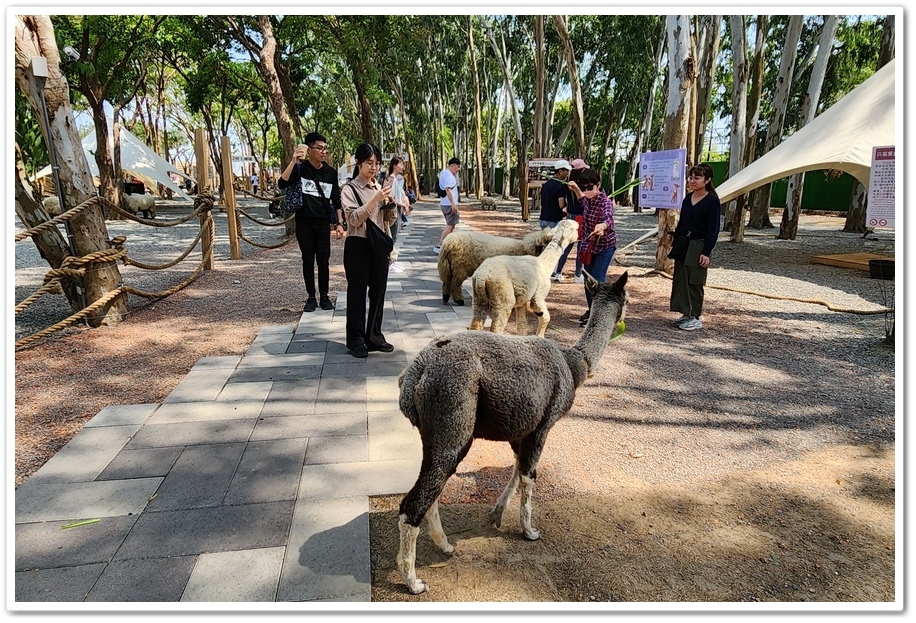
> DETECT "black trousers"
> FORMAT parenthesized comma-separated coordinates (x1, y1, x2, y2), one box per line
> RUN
(343, 236, 389, 350)
(295, 214, 331, 299)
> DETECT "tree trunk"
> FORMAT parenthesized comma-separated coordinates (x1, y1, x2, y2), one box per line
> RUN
(692, 15, 722, 163)
(482, 18, 526, 201)
(725, 16, 749, 240)
(467, 17, 485, 198)
(625, 21, 666, 210)
(844, 183, 868, 233)
(532, 16, 546, 159)
(656, 15, 694, 272)
(779, 15, 838, 240)
(748, 15, 802, 229)
(14, 15, 128, 326)
(14, 158, 83, 310)
(553, 15, 586, 158)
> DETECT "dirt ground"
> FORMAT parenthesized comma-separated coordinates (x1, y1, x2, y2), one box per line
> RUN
(14, 198, 896, 606)
(368, 202, 897, 605)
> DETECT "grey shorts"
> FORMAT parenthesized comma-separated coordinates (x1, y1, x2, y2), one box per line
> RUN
(441, 205, 459, 226)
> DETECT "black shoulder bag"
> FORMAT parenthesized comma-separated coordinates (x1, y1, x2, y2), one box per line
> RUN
(301, 165, 339, 224)
(667, 230, 690, 261)
(349, 184, 393, 257)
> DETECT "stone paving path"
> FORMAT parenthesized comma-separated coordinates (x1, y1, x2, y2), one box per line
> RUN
(14, 204, 474, 604)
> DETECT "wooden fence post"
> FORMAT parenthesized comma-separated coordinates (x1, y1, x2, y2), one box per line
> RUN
(221, 136, 241, 260)
(199, 206, 214, 270)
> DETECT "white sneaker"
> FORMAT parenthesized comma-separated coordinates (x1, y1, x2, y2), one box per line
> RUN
(573, 274, 584, 284)
(551, 273, 564, 283)
(673, 315, 691, 327)
(678, 317, 703, 331)
(389, 262, 405, 274)
(433, 246, 441, 255)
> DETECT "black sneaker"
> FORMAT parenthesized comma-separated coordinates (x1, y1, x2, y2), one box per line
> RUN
(578, 310, 590, 326)
(304, 298, 318, 312)
(367, 342, 394, 353)
(319, 295, 334, 310)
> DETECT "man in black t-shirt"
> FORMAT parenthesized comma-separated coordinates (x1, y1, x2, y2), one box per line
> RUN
(539, 159, 572, 281)
(277, 132, 344, 312)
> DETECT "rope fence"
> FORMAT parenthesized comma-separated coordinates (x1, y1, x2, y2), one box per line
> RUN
(14, 189, 291, 349)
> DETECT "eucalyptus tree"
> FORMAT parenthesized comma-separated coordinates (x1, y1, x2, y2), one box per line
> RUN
(14, 15, 128, 324)
(622, 17, 666, 208)
(691, 15, 723, 164)
(778, 15, 839, 239)
(746, 14, 804, 229)
(723, 15, 750, 240)
(481, 15, 527, 201)
(656, 14, 694, 272)
(838, 14, 893, 233)
(52, 14, 166, 215)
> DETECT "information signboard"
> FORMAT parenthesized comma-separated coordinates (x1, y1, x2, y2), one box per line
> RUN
(638, 148, 686, 209)
(867, 145, 895, 229)
(526, 158, 564, 189)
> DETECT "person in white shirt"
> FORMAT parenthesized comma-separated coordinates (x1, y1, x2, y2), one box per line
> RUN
(250, 172, 259, 195)
(433, 157, 460, 254)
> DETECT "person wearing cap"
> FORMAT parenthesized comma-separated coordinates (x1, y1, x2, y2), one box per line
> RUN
(555, 158, 589, 283)
(539, 159, 572, 282)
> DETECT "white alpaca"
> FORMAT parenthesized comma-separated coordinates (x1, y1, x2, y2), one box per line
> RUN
(437, 226, 555, 305)
(469, 219, 579, 337)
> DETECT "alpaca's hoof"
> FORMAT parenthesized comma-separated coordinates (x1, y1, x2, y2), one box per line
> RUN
(440, 541, 455, 555)
(489, 507, 503, 529)
(442, 295, 449, 304)
(523, 527, 541, 541)
(406, 578, 428, 595)
(454, 299, 464, 306)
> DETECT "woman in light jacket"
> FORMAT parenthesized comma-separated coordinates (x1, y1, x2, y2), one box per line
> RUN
(340, 143, 398, 358)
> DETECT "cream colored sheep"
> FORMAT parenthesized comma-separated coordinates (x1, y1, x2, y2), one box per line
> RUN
(468, 219, 579, 337)
(437, 226, 555, 306)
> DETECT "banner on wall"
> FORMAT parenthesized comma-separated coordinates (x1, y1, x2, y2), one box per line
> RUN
(867, 145, 895, 229)
(638, 148, 686, 209)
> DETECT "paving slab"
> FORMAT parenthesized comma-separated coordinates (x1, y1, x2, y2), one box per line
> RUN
(181, 547, 286, 602)
(12, 206, 474, 605)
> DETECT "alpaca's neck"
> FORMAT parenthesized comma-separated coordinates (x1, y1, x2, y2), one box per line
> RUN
(537, 241, 566, 266)
(564, 301, 622, 382)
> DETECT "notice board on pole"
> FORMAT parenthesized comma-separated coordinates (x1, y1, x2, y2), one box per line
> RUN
(867, 145, 895, 229)
(638, 148, 686, 209)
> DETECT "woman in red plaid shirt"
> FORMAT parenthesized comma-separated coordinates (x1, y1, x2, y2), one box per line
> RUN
(570, 168, 617, 327)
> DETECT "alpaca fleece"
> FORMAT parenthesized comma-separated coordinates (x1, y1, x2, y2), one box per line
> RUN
(437, 226, 555, 305)
(469, 219, 579, 337)
(395, 271, 629, 594)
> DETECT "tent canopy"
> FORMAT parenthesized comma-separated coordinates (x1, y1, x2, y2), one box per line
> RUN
(716, 59, 896, 204)
(36, 124, 194, 202)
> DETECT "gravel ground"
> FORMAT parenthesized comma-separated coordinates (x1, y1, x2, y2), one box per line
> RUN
(14, 197, 290, 341)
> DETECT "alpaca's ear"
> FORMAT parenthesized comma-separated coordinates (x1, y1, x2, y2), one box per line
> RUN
(612, 271, 629, 293)
(582, 269, 600, 294)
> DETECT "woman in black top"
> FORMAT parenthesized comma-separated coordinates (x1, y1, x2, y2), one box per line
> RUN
(670, 163, 721, 331)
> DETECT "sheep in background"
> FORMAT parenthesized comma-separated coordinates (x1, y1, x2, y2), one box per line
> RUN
(122, 194, 156, 218)
(396, 270, 630, 594)
(437, 226, 555, 306)
(41, 194, 156, 219)
(469, 219, 579, 337)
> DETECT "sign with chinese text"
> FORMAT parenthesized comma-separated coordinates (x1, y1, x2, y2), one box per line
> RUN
(867, 145, 895, 229)
(638, 148, 686, 209)
(526, 158, 564, 189)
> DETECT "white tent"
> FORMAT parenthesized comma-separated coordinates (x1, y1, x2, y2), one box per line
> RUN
(36, 125, 194, 202)
(716, 59, 896, 204)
